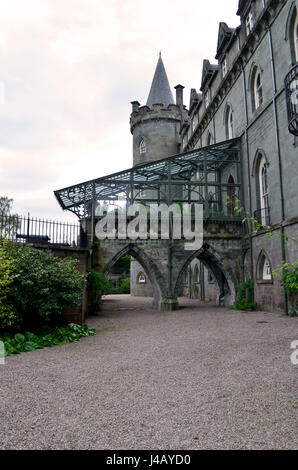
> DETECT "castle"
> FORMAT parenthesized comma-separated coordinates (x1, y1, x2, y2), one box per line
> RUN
(130, 0, 298, 312)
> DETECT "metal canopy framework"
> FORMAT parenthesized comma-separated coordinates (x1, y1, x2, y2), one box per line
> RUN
(54, 138, 242, 219)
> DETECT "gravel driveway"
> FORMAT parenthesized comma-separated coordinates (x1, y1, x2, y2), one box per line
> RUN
(0, 295, 297, 450)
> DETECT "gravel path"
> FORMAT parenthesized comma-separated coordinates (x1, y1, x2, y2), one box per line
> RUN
(0, 295, 297, 450)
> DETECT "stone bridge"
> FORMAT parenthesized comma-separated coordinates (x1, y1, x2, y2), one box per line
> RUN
(99, 220, 243, 311)
(54, 138, 244, 312)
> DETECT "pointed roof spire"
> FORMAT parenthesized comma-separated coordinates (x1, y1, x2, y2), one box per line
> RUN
(146, 53, 174, 108)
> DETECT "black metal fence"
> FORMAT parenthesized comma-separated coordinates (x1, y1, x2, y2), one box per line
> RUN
(0, 214, 86, 248)
(285, 63, 298, 136)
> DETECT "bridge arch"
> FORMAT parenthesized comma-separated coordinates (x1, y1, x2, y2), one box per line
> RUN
(173, 243, 237, 306)
(103, 243, 166, 309)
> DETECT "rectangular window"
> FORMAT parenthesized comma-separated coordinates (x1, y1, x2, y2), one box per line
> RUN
(245, 10, 254, 36)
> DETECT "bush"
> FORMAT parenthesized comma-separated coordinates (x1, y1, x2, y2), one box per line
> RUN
(0, 323, 95, 356)
(273, 261, 298, 316)
(118, 276, 130, 294)
(0, 240, 18, 330)
(87, 270, 112, 313)
(234, 279, 255, 311)
(3, 242, 86, 329)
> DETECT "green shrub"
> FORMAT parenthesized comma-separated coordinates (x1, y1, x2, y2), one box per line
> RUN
(87, 270, 112, 313)
(118, 276, 130, 294)
(0, 240, 18, 330)
(234, 279, 255, 311)
(3, 242, 86, 329)
(0, 323, 95, 356)
(273, 261, 298, 316)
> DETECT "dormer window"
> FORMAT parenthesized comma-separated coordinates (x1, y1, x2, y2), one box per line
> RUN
(192, 113, 198, 131)
(204, 89, 210, 109)
(222, 58, 228, 78)
(245, 10, 254, 36)
(139, 139, 146, 154)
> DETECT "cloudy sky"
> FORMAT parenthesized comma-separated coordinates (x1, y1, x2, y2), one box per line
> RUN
(0, 0, 239, 221)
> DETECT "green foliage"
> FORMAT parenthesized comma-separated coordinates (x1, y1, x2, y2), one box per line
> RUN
(0, 196, 20, 239)
(118, 276, 130, 294)
(273, 261, 298, 316)
(93, 236, 100, 248)
(274, 261, 298, 296)
(234, 279, 255, 311)
(110, 255, 131, 275)
(0, 323, 95, 356)
(3, 242, 86, 329)
(0, 240, 18, 329)
(87, 270, 112, 313)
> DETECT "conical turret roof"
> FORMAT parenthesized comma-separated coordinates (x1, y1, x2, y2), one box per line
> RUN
(146, 53, 174, 108)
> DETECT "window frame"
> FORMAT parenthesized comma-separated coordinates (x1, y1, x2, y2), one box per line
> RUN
(137, 272, 147, 284)
(294, 10, 298, 62)
(257, 252, 273, 283)
(258, 155, 269, 226)
(245, 9, 254, 36)
(206, 131, 213, 146)
(226, 106, 234, 139)
(139, 139, 146, 155)
(254, 69, 263, 110)
(222, 57, 228, 78)
(204, 89, 210, 109)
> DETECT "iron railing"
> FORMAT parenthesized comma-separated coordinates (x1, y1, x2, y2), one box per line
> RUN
(285, 63, 298, 136)
(254, 207, 270, 227)
(0, 214, 86, 247)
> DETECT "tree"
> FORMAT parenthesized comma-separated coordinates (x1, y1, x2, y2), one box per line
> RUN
(0, 197, 19, 239)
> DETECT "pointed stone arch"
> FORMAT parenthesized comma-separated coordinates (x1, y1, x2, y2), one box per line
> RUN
(251, 149, 269, 176)
(173, 243, 237, 306)
(103, 243, 165, 309)
(256, 249, 273, 282)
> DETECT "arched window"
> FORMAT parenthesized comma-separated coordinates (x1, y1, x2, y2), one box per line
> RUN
(206, 131, 213, 146)
(139, 139, 146, 154)
(227, 175, 236, 216)
(294, 10, 298, 62)
(137, 272, 146, 284)
(226, 106, 234, 139)
(287, 5, 298, 64)
(208, 270, 214, 283)
(204, 89, 211, 109)
(256, 154, 269, 226)
(252, 68, 263, 111)
(257, 252, 272, 281)
(194, 264, 199, 283)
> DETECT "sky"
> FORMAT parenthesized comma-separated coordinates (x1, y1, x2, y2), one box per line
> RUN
(0, 0, 240, 221)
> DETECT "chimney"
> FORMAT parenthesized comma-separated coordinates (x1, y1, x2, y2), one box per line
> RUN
(174, 85, 184, 109)
(131, 101, 140, 113)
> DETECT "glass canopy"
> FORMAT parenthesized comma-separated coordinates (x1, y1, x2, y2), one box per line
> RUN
(54, 138, 242, 220)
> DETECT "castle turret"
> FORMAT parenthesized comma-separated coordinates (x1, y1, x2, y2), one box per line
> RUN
(130, 53, 183, 167)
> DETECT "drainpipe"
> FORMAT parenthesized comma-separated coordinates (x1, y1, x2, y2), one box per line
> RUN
(240, 57, 255, 303)
(265, 16, 288, 315)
